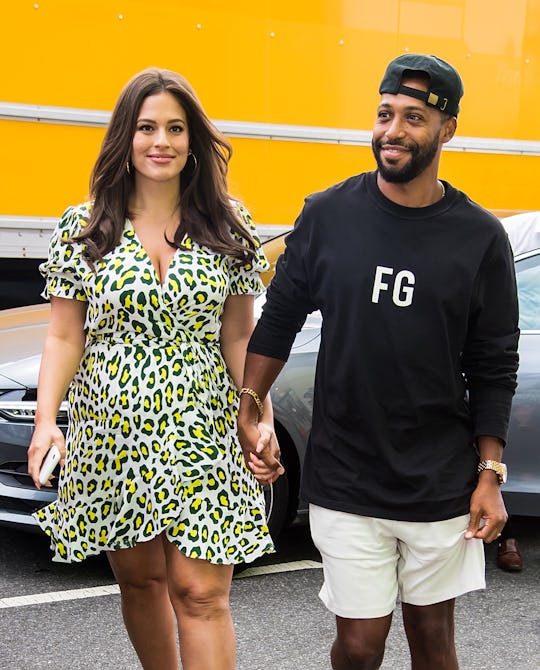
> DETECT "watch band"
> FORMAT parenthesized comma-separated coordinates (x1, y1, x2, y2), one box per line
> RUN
(477, 459, 507, 485)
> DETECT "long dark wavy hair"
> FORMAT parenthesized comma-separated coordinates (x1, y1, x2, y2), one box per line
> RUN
(73, 68, 257, 262)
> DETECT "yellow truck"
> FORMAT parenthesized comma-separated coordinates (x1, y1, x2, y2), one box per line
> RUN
(1, 0, 539, 304)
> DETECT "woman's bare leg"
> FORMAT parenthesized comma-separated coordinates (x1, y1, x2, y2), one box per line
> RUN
(164, 541, 235, 670)
(107, 535, 178, 670)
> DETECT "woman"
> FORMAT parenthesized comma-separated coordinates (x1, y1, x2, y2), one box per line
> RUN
(28, 67, 283, 670)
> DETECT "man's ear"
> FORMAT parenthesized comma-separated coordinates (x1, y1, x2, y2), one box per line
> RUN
(441, 116, 457, 144)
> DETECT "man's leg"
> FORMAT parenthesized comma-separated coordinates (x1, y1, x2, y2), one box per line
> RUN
(331, 615, 393, 670)
(402, 599, 458, 670)
(309, 506, 400, 669)
(396, 513, 485, 669)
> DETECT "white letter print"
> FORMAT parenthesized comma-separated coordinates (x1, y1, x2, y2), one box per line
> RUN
(372, 266, 415, 307)
(372, 266, 394, 303)
(393, 270, 415, 306)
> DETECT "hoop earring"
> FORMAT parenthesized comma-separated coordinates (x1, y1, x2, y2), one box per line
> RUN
(126, 160, 132, 175)
(188, 151, 198, 170)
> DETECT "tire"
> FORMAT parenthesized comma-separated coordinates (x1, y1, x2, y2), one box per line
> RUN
(233, 472, 290, 576)
(264, 469, 290, 542)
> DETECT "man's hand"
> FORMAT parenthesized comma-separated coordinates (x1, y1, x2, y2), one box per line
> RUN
(238, 419, 284, 485)
(465, 474, 508, 543)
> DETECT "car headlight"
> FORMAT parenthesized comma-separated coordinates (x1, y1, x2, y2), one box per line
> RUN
(0, 400, 68, 424)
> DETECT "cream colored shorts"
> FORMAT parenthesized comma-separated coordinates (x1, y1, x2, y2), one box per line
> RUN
(310, 504, 485, 619)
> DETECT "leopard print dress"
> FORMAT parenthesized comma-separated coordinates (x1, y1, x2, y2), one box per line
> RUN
(33, 202, 274, 564)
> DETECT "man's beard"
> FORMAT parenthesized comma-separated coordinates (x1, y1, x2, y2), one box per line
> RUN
(372, 135, 440, 183)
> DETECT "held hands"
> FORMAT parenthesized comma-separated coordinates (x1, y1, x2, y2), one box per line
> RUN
(238, 420, 284, 486)
(27, 422, 66, 489)
(464, 474, 508, 543)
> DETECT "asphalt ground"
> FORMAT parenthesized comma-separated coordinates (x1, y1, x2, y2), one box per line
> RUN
(0, 516, 538, 669)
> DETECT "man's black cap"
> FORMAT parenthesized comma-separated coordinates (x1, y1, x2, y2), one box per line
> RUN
(379, 54, 464, 117)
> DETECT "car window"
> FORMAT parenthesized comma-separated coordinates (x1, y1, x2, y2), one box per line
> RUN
(515, 252, 540, 331)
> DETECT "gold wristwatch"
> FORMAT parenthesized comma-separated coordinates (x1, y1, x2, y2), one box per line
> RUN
(477, 460, 507, 485)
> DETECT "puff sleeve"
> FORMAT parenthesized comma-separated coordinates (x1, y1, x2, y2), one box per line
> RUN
(39, 205, 88, 302)
(227, 202, 270, 295)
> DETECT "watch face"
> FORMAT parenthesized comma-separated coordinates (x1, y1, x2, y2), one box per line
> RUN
(499, 463, 508, 484)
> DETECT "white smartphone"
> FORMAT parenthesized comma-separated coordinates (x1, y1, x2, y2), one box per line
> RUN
(38, 445, 61, 486)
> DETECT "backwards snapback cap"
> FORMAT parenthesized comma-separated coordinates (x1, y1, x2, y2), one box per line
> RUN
(379, 54, 464, 117)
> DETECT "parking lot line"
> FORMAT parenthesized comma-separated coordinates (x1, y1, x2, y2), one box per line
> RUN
(233, 559, 322, 579)
(0, 584, 120, 609)
(0, 560, 322, 609)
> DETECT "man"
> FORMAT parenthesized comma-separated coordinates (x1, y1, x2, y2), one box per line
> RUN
(238, 54, 519, 670)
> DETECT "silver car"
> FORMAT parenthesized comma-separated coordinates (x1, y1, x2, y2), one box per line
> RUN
(0, 215, 539, 537)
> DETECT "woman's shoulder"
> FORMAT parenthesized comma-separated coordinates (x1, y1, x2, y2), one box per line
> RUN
(229, 198, 255, 228)
(228, 198, 261, 244)
(56, 201, 93, 238)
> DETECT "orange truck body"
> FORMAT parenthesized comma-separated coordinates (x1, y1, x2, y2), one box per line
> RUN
(1, 0, 539, 258)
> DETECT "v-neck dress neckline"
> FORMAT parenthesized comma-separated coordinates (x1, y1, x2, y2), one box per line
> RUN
(125, 218, 183, 288)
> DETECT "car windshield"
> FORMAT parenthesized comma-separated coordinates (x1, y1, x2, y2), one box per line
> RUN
(515, 252, 540, 331)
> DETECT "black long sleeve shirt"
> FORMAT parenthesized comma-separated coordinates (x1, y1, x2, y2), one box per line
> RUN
(248, 171, 519, 521)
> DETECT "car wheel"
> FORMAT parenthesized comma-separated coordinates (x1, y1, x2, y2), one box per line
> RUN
(264, 470, 290, 542)
(233, 472, 290, 576)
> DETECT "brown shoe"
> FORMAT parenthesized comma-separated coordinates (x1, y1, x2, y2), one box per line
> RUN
(497, 538, 523, 572)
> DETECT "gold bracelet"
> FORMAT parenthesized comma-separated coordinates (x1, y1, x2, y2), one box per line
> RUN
(239, 387, 264, 419)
